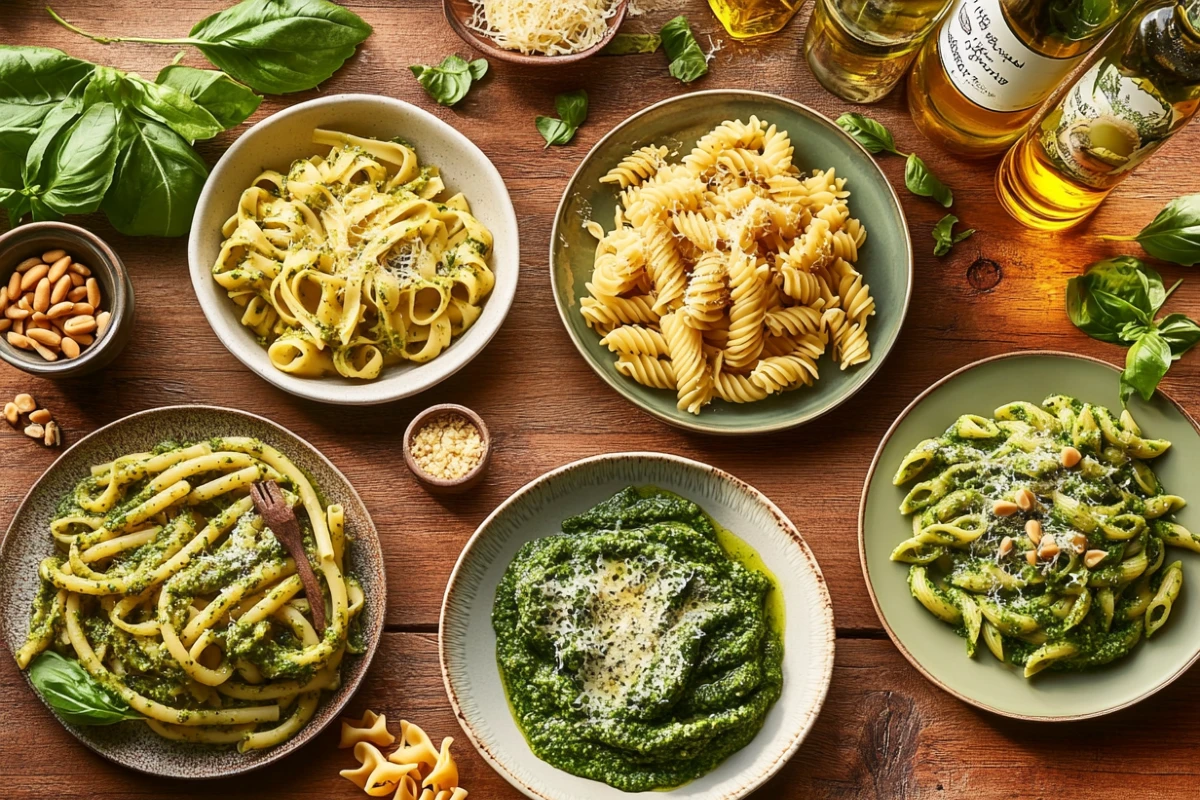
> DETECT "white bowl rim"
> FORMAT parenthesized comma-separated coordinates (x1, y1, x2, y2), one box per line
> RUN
(439, 450, 837, 799)
(188, 93, 520, 406)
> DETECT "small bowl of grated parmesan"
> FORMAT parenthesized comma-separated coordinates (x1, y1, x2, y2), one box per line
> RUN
(444, 0, 628, 65)
(404, 404, 492, 494)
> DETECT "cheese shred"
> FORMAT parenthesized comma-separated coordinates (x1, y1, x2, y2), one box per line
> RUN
(468, 0, 620, 56)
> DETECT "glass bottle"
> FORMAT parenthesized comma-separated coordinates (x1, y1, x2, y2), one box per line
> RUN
(997, 1, 1200, 229)
(805, 0, 955, 103)
(906, 0, 1137, 156)
(708, 0, 806, 38)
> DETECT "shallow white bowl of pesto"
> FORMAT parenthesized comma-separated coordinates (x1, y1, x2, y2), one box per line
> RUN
(440, 452, 836, 799)
(188, 94, 519, 405)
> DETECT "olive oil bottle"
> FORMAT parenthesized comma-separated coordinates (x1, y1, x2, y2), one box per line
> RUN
(907, 0, 1137, 156)
(708, 0, 806, 38)
(805, 0, 954, 103)
(997, 1, 1200, 229)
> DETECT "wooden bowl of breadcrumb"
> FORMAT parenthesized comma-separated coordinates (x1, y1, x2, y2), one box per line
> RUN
(404, 404, 491, 494)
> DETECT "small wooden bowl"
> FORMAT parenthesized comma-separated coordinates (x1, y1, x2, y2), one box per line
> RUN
(444, 0, 629, 66)
(403, 403, 491, 495)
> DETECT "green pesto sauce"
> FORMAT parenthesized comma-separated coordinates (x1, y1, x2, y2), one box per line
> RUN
(493, 487, 784, 793)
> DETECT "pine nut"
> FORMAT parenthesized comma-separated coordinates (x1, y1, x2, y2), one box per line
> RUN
(44, 420, 61, 447)
(50, 274, 72, 304)
(1037, 534, 1059, 560)
(0, 287, 7, 314)
(6, 332, 31, 349)
(69, 272, 84, 288)
(14, 393, 36, 413)
(16, 257, 43, 273)
(999, 536, 1014, 559)
(60, 337, 80, 359)
(41, 249, 66, 263)
(13, 320, 23, 335)
(5, 306, 30, 320)
(68, 332, 94, 346)
(1025, 519, 1043, 544)
(68, 262, 91, 276)
(72, 302, 95, 316)
(19, 264, 49, 291)
(30, 340, 57, 361)
(1084, 549, 1107, 568)
(63, 315, 96, 336)
(47, 301, 73, 319)
(7, 271, 20, 299)
(17, 296, 30, 311)
(993, 500, 1019, 517)
(1025, 550, 1037, 566)
(0, 320, 10, 333)
(48, 258, 70, 283)
(86, 278, 100, 308)
(28, 408, 51, 425)
(1068, 533, 1088, 553)
(1061, 446, 1082, 468)
(27, 328, 60, 348)
(96, 311, 111, 334)
(33, 278, 50, 312)
(1015, 488, 1036, 512)
(67, 285, 88, 301)
(3, 402, 18, 426)
(24, 423, 44, 439)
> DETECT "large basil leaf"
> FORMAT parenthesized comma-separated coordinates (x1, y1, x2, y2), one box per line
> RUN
(121, 73, 227, 142)
(1065, 256, 1164, 342)
(155, 64, 261, 129)
(0, 46, 93, 139)
(29, 651, 141, 726)
(1120, 329, 1172, 405)
(660, 16, 708, 83)
(188, 0, 373, 94)
(25, 100, 121, 220)
(1135, 193, 1200, 266)
(102, 111, 209, 237)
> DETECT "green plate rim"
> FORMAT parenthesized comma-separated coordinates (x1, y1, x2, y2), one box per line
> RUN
(857, 349, 1200, 721)
(548, 89, 914, 436)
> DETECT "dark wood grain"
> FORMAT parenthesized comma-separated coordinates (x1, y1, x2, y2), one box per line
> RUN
(3, 0, 1200, 796)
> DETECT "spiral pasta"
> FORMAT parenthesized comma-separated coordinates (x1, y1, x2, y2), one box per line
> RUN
(581, 117, 875, 413)
(213, 129, 495, 381)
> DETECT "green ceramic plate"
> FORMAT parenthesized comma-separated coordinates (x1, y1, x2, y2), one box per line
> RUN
(550, 90, 913, 435)
(860, 351, 1200, 720)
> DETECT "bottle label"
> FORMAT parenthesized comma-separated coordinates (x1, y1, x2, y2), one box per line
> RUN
(1039, 59, 1179, 188)
(938, 0, 1084, 112)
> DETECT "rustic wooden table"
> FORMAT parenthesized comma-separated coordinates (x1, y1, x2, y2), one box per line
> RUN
(3, 1, 1200, 797)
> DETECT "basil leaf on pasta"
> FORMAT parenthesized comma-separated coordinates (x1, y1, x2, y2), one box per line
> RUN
(29, 651, 141, 725)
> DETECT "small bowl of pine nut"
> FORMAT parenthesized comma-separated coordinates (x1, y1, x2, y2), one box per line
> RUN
(0, 221, 134, 377)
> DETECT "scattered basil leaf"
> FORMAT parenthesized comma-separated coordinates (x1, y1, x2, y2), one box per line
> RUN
(660, 16, 708, 83)
(1134, 193, 1200, 266)
(1120, 329, 1172, 405)
(601, 33, 662, 55)
(905, 153, 953, 207)
(536, 117, 576, 148)
(1156, 313, 1200, 358)
(29, 651, 141, 726)
(932, 214, 975, 256)
(555, 90, 588, 129)
(410, 55, 488, 107)
(155, 64, 261, 129)
(836, 113, 900, 155)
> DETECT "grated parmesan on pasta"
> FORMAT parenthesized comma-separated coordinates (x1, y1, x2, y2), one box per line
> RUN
(468, 0, 620, 56)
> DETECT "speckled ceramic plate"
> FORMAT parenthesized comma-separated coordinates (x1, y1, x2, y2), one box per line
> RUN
(550, 90, 913, 435)
(440, 452, 835, 799)
(0, 405, 386, 777)
(860, 351, 1200, 720)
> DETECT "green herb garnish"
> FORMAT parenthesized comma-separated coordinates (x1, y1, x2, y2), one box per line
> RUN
(410, 55, 488, 107)
(536, 90, 588, 148)
(932, 214, 975, 256)
(29, 651, 141, 726)
(1102, 193, 1200, 266)
(660, 16, 708, 83)
(836, 112, 954, 207)
(601, 32, 662, 55)
(48, 0, 372, 95)
(1066, 256, 1200, 405)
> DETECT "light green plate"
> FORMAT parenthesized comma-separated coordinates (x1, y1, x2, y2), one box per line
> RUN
(860, 351, 1200, 720)
(550, 90, 913, 435)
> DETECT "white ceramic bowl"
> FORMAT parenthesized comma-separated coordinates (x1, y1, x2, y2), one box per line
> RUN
(188, 94, 519, 405)
(440, 453, 836, 800)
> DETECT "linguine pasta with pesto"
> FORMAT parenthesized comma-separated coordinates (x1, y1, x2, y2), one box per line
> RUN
(891, 395, 1195, 677)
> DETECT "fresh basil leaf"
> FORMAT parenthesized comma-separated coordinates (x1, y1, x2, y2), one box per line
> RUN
(1120, 329, 1172, 406)
(0, 46, 93, 140)
(836, 113, 900, 155)
(555, 90, 588, 129)
(410, 55, 484, 106)
(155, 64, 261, 129)
(467, 58, 488, 81)
(1119, 319, 1153, 343)
(1156, 313, 1200, 358)
(537, 116, 576, 148)
(187, 0, 373, 94)
(1135, 193, 1200, 266)
(932, 213, 975, 257)
(904, 153, 953, 207)
(660, 16, 708, 84)
(601, 33, 662, 55)
(29, 651, 141, 726)
(118, 72, 225, 143)
(26, 101, 121, 220)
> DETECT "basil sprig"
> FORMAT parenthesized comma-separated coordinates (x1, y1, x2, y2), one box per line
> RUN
(48, 0, 372, 95)
(660, 16, 708, 83)
(410, 55, 487, 107)
(836, 113, 953, 207)
(537, 90, 588, 148)
(0, 45, 260, 236)
(1102, 194, 1200, 266)
(29, 651, 142, 726)
(932, 214, 975, 256)
(1066, 256, 1200, 405)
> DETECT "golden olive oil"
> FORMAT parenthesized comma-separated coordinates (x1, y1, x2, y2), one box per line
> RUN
(805, 0, 954, 103)
(708, 0, 806, 38)
(713, 520, 786, 635)
(997, 2, 1200, 229)
(907, 0, 1136, 157)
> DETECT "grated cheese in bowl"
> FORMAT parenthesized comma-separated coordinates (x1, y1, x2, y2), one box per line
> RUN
(468, 0, 621, 56)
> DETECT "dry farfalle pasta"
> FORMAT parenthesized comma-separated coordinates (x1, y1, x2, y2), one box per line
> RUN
(582, 116, 875, 414)
(339, 712, 468, 800)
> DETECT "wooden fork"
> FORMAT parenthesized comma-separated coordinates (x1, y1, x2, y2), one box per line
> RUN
(251, 479, 327, 636)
